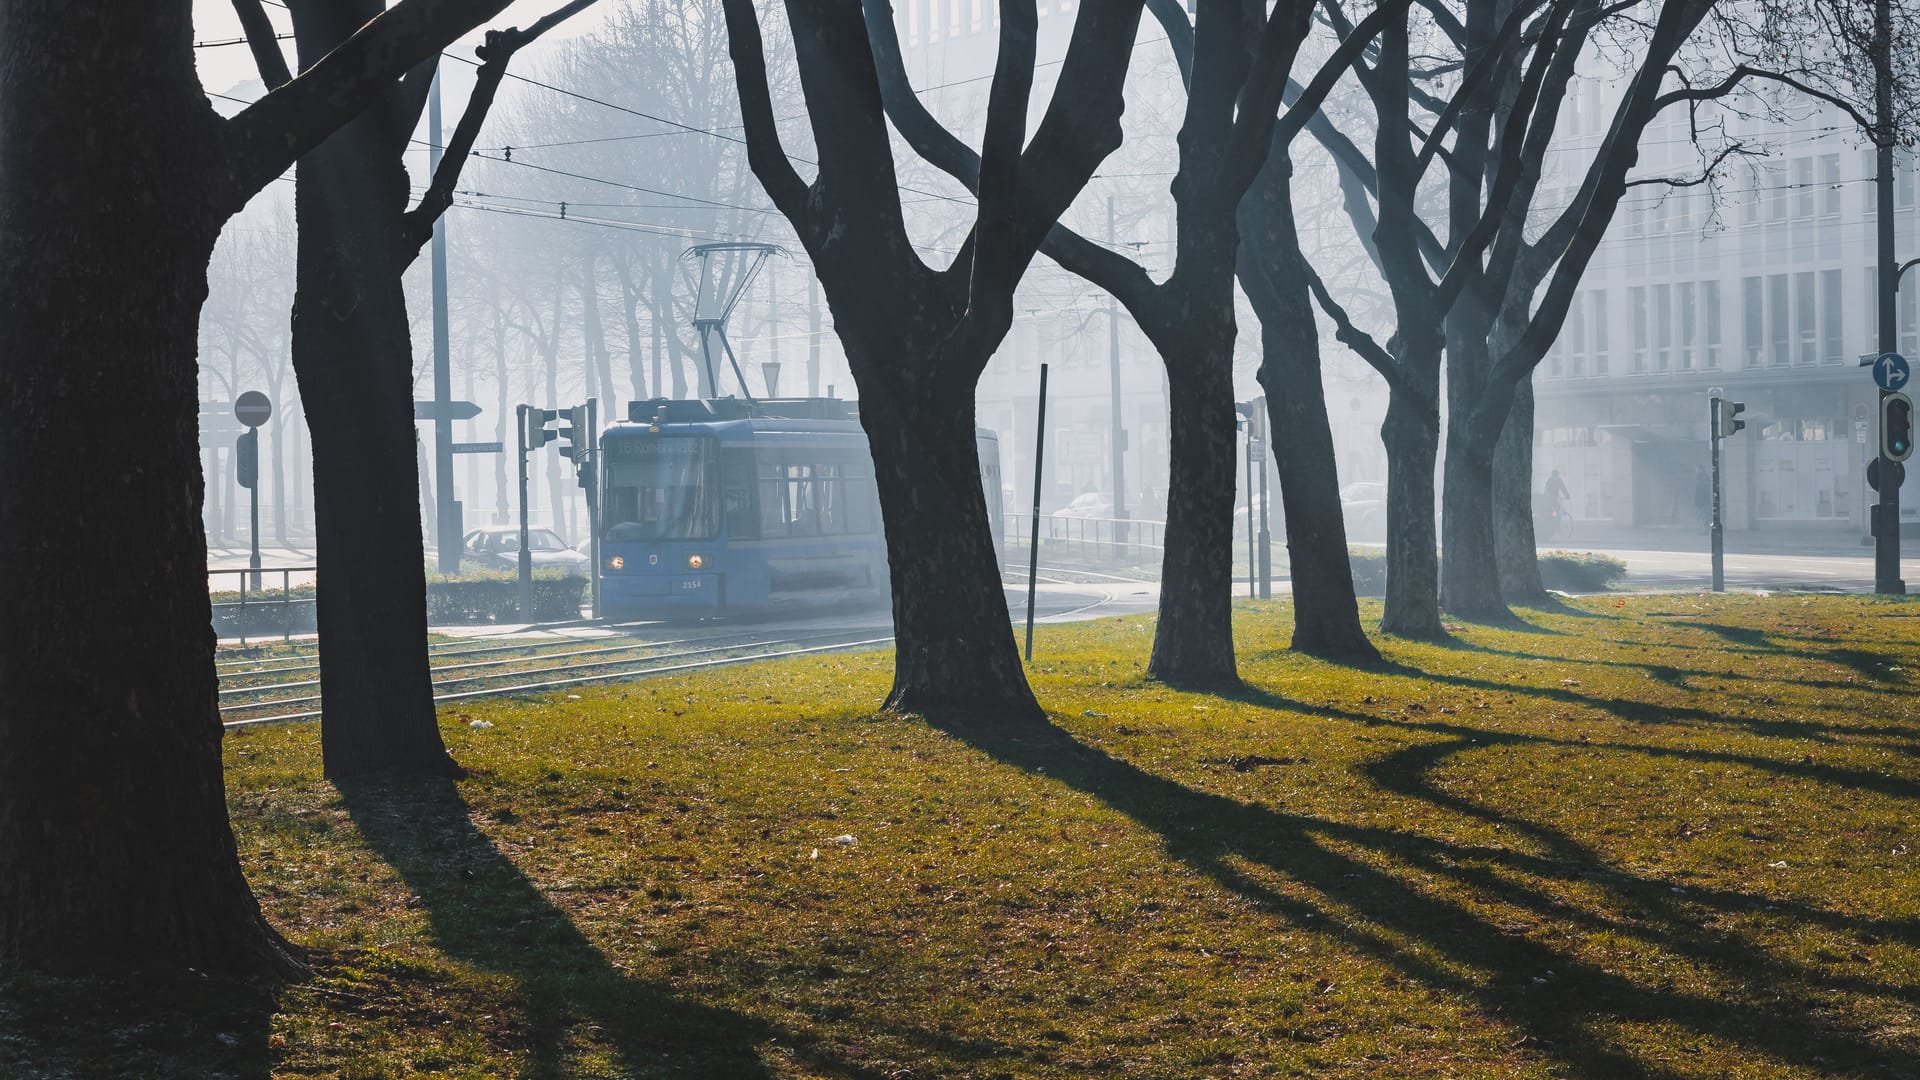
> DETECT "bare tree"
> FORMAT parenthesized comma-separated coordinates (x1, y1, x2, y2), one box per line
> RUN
(232, 0, 594, 780)
(723, 0, 1145, 720)
(0, 0, 532, 980)
(869, 0, 1392, 680)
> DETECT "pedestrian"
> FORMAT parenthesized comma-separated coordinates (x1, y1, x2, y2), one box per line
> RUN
(1693, 464, 1712, 529)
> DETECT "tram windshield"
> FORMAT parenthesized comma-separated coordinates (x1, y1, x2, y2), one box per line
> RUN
(603, 436, 721, 542)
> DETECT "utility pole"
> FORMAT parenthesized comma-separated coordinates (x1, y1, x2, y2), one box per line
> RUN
(1254, 396, 1271, 599)
(1875, 0, 1906, 593)
(430, 71, 459, 575)
(1107, 197, 1128, 550)
(516, 404, 534, 618)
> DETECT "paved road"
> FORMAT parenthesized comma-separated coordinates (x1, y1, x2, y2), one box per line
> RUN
(1588, 547, 1920, 592)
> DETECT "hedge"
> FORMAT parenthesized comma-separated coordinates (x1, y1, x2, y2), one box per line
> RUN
(211, 571, 588, 637)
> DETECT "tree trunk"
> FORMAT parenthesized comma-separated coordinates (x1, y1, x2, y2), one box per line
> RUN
(1148, 343, 1241, 689)
(860, 373, 1042, 725)
(0, 0, 301, 977)
(1259, 343, 1378, 659)
(1380, 374, 1446, 639)
(1237, 158, 1376, 661)
(1440, 314, 1509, 621)
(291, 81, 458, 781)
(1495, 374, 1549, 602)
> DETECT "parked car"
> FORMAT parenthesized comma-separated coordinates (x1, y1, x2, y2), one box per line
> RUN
(463, 526, 590, 575)
(1054, 492, 1115, 519)
(1340, 482, 1388, 540)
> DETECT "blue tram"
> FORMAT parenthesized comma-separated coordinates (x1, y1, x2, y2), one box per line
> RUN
(596, 398, 1004, 621)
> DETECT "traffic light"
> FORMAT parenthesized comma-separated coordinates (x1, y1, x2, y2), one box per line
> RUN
(556, 404, 591, 463)
(1884, 392, 1915, 462)
(234, 429, 258, 490)
(1716, 399, 1746, 438)
(524, 407, 558, 450)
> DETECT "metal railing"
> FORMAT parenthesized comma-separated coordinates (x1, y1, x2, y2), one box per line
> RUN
(1003, 513, 1165, 567)
(208, 566, 316, 645)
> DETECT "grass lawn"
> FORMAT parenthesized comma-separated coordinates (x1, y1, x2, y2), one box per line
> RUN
(7, 595, 1920, 1078)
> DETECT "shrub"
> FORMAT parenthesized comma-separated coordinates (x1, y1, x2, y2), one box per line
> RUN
(1538, 550, 1628, 592)
(211, 571, 588, 637)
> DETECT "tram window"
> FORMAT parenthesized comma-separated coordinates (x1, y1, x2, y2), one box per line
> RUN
(602, 436, 720, 541)
(722, 451, 758, 539)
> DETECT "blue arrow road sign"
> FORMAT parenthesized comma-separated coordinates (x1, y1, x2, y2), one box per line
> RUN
(1874, 352, 1911, 392)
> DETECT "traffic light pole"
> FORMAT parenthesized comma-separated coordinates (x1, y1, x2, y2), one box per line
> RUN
(430, 72, 458, 576)
(585, 397, 601, 620)
(516, 404, 534, 617)
(1875, 0, 1905, 594)
(1709, 396, 1725, 593)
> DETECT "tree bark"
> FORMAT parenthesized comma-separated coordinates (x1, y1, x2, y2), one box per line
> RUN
(1494, 346, 1549, 603)
(0, 0, 301, 978)
(1380, 364, 1446, 638)
(289, 0, 458, 780)
(1440, 303, 1510, 620)
(860, 367, 1042, 724)
(1237, 154, 1376, 662)
(1147, 342, 1241, 688)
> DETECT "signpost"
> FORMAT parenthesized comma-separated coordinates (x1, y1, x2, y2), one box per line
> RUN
(234, 392, 272, 589)
(1025, 365, 1049, 663)
(414, 399, 483, 422)
(451, 441, 505, 455)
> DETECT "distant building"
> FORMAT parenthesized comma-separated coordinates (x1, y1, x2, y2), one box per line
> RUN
(1533, 96, 1916, 537)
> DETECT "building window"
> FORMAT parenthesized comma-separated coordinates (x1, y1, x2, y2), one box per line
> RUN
(1793, 157, 1815, 219)
(1567, 291, 1587, 376)
(1795, 272, 1818, 364)
(1767, 165, 1788, 223)
(1592, 290, 1610, 374)
(1703, 280, 1722, 369)
(1743, 276, 1765, 367)
(1631, 285, 1648, 373)
(1769, 274, 1791, 366)
(1821, 269, 1844, 363)
(1821, 154, 1842, 217)
(1654, 283, 1673, 371)
(1678, 282, 1697, 369)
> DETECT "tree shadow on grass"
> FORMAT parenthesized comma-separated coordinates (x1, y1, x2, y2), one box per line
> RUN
(335, 778, 863, 1080)
(934, 713, 1920, 1078)
(0, 970, 279, 1078)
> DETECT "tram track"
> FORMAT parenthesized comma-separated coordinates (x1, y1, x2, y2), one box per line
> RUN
(220, 627, 894, 729)
(219, 576, 1143, 730)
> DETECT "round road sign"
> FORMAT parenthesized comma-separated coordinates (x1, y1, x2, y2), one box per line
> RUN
(234, 390, 273, 428)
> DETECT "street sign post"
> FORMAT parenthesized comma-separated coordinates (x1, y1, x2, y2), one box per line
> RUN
(413, 399, 483, 422)
(233, 393, 271, 587)
(1874, 352, 1911, 392)
(234, 390, 272, 428)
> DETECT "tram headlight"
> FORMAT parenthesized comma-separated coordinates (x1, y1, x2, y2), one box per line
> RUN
(608, 555, 625, 571)
(687, 554, 705, 570)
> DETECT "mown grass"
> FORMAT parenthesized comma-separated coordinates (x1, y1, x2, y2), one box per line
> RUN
(9, 594, 1920, 1078)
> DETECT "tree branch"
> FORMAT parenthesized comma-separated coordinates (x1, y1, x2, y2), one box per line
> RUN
(1305, 259, 1399, 386)
(222, 0, 516, 203)
(1654, 64, 1877, 135)
(1143, 0, 1197, 86)
(230, 0, 293, 89)
(403, 0, 599, 255)
(862, 0, 1159, 312)
(719, 0, 812, 229)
